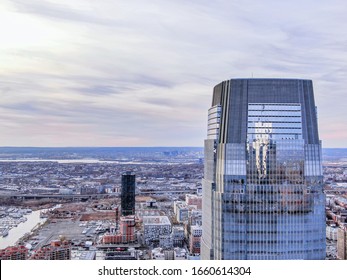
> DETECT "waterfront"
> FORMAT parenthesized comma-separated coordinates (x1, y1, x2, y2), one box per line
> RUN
(0, 159, 178, 164)
(0, 159, 117, 164)
(0, 210, 46, 249)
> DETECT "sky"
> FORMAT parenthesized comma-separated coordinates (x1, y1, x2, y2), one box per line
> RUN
(0, 0, 346, 147)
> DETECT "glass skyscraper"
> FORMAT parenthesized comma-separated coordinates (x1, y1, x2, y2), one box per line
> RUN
(201, 78, 326, 260)
(121, 171, 136, 216)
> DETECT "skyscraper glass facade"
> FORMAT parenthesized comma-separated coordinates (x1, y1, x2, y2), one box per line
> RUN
(201, 79, 325, 260)
(121, 172, 136, 216)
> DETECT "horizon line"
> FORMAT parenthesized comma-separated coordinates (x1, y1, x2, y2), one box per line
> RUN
(0, 146, 346, 149)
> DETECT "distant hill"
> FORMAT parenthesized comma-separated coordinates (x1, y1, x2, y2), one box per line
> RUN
(0, 147, 204, 160)
(322, 148, 347, 161)
(0, 147, 346, 161)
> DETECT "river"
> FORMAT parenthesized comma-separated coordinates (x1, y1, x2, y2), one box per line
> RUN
(0, 159, 166, 164)
(0, 210, 46, 249)
(0, 159, 116, 164)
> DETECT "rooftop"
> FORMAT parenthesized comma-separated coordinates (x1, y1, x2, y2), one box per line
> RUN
(143, 216, 171, 225)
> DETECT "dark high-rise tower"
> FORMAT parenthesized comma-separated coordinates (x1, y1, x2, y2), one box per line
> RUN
(201, 78, 325, 260)
(121, 172, 136, 216)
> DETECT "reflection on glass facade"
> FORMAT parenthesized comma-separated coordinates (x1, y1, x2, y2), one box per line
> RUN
(201, 79, 325, 260)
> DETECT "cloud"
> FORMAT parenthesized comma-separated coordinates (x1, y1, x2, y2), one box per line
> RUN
(0, 0, 346, 146)
(9, 0, 119, 26)
(70, 85, 123, 96)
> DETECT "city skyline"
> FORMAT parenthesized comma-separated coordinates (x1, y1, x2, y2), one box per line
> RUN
(1, 1, 347, 147)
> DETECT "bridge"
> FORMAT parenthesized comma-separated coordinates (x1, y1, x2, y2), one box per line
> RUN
(138, 189, 196, 195)
(0, 188, 197, 201)
(324, 189, 347, 195)
(0, 193, 120, 201)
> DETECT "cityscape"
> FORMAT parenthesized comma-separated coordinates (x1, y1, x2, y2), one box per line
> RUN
(0, 147, 204, 260)
(0, 145, 346, 260)
(1, 0, 347, 268)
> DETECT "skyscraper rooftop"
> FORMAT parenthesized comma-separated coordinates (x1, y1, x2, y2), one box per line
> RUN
(201, 78, 326, 260)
